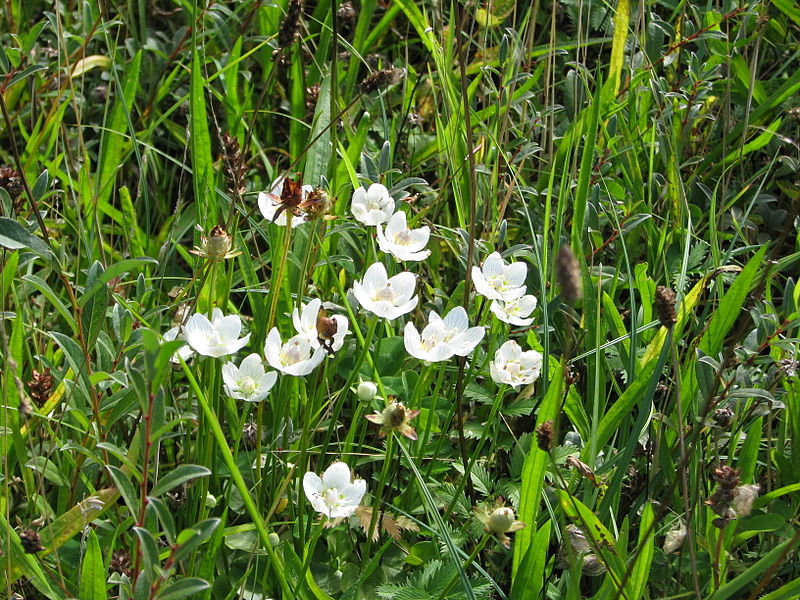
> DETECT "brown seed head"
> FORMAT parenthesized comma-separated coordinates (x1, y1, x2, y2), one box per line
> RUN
(556, 246, 582, 303)
(358, 68, 404, 94)
(278, 0, 304, 49)
(535, 420, 554, 451)
(109, 549, 133, 577)
(654, 286, 677, 328)
(27, 368, 53, 407)
(713, 465, 740, 490)
(19, 529, 44, 554)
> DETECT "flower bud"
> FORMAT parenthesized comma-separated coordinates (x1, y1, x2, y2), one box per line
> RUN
(486, 507, 516, 534)
(206, 225, 233, 259)
(357, 381, 378, 401)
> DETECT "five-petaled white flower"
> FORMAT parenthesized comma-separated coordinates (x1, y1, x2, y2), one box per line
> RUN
(377, 210, 431, 262)
(221, 354, 278, 402)
(352, 262, 418, 320)
(472, 252, 527, 301)
(183, 309, 251, 358)
(292, 298, 350, 353)
(489, 295, 538, 326)
(404, 307, 484, 362)
(489, 340, 543, 387)
(303, 462, 367, 519)
(163, 326, 195, 363)
(264, 328, 326, 376)
(351, 183, 395, 226)
(257, 177, 313, 228)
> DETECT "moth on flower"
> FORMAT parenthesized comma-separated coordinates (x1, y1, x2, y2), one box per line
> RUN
(258, 176, 313, 227)
(365, 402, 420, 440)
(190, 224, 241, 261)
(291, 298, 349, 355)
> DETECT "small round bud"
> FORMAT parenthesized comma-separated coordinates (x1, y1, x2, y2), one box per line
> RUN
(268, 532, 281, 547)
(357, 381, 378, 401)
(486, 507, 516, 534)
(205, 492, 218, 508)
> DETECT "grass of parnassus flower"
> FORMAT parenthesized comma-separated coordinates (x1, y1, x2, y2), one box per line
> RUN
(1, 1, 800, 599)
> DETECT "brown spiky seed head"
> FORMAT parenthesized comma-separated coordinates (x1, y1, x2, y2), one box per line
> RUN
(535, 420, 554, 451)
(358, 68, 404, 94)
(654, 286, 677, 328)
(109, 549, 133, 577)
(712, 407, 734, 429)
(27, 368, 53, 407)
(19, 529, 44, 554)
(556, 246, 582, 303)
(713, 465, 740, 490)
(278, 0, 304, 49)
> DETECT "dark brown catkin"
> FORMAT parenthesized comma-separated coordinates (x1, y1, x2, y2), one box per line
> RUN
(654, 286, 677, 328)
(556, 246, 582, 303)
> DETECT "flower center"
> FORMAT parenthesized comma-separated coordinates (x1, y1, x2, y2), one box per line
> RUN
(395, 229, 412, 245)
(238, 376, 258, 396)
(374, 283, 395, 302)
(322, 488, 343, 510)
(281, 340, 305, 365)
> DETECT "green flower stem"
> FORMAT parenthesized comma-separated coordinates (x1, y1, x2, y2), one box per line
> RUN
(266, 222, 293, 333)
(419, 366, 447, 477)
(179, 359, 294, 599)
(341, 315, 382, 457)
(436, 533, 491, 600)
(444, 384, 507, 518)
(362, 430, 396, 561)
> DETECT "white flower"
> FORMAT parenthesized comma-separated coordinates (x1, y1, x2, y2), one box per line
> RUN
(472, 251, 527, 301)
(221, 354, 278, 402)
(489, 295, 538, 326)
(163, 326, 195, 363)
(352, 262, 418, 319)
(291, 298, 349, 353)
(376, 211, 431, 261)
(489, 340, 543, 387)
(351, 183, 395, 226)
(439, 306, 485, 356)
(264, 328, 326, 376)
(183, 309, 251, 358)
(404, 307, 484, 362)
(257, 177, 314, 228)
(303, 462, 367, 519)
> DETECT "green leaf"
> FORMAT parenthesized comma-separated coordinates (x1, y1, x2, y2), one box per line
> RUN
(150, 464, 211, 498)
(700, 245, 767, 357)
(513, 359, 564, 574)
(0, 217, 54, 264)
(107, 465, 140, 521)
(79, 529, 107, 600)
(190, 48, 214, 225)
(95, 51, 142, 210)
(133, 527, 160, 572)
(709, 531, 800, 600)
(156, 578, 211, 600)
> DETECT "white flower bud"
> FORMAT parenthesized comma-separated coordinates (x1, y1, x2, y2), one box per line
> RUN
(357, 381, 378, 401)
(486, 507, 516, 533)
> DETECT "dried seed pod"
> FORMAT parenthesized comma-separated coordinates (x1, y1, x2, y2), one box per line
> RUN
(535, 420, 554, 451)
(556, 246, 582, 303)
(711, 407, 734, 429)
(713, 465, 740, 490)
(654, 286, 677, 328)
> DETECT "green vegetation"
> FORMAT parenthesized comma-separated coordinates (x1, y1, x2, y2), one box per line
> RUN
(1, 0, 799, 598)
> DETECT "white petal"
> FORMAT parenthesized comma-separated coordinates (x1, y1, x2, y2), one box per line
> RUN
(388, 272, 417, 302)
(322, 462, 353, 489)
